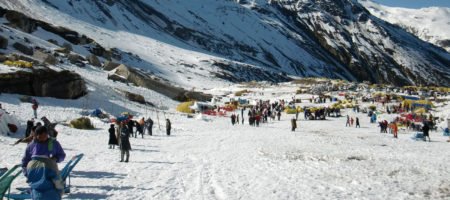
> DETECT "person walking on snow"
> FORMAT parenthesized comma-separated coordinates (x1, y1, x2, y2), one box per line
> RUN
(346, 115, 350, 127)
(127, 120, 135, 138)
(236, 114, 240, 125)
(31, 99, 39, 119)
(108, 124, 118, 149)
(355, 117, 360, 128)
(145, 118, 154, 136)
(392, 122, 398, 138)
(119, 124, 131, 162)
(350, 117, 354, 127)
(231, 114, 236, 125)
(291, 118, 297, 132)
(136, 118, 144, 138)
(21, 126, 66, 200)
(166, 119, 172, 136)
(241, 108, 245, 124)
(422, 122, 430, 142)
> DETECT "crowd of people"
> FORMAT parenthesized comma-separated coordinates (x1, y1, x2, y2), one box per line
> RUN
(107, 117, 171, 163)
(4, 99, 175, 199)
(3, 88, 449, 200)
(230, 99, 285, 128)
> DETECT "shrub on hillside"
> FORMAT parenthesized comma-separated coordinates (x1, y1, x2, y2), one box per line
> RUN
(70, 117, 95, 130)
(235, 90, 249, 96)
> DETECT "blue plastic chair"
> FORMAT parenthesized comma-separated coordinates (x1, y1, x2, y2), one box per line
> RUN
(0, 164, 22, 200)
(6, 154, 84, 200)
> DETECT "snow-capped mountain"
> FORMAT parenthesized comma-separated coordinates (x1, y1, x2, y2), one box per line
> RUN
(360, 0, 450, 53)
(0, 0, 449, 87)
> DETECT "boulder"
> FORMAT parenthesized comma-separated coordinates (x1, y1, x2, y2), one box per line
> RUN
(62, 42, 73, 52)
(4, 10, 37, 33)
(0, 68, 87, 99)
(103, 61, 121, 71)
(86, 54, 101, 67)
(0, 54, 7, 62)
(12, 42, 33, 55)
(120, 90, 146, 104)
(0, 35, 8, 49)
(114, 64, 212, 101)
(68, 53, 86, 67)
(47, 39, 58, 46)
(54, 47, 70, 54)
(33, 50, 58, 65)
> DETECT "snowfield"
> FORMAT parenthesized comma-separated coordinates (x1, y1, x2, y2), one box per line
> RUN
(1, 87, 450, 200)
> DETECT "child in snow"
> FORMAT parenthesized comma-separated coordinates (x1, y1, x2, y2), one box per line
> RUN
(31, 99, 39, 119)
(21, 126, 66, 200)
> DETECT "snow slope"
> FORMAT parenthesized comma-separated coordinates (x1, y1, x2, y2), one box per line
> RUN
(1, 0, 450, 86)
(360, 0, 450, 52)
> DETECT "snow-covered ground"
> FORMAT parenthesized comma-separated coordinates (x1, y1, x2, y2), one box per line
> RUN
(1, 84, 450, 199)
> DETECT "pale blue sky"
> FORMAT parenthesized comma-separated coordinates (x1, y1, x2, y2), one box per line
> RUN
(374, 0, 450, 8)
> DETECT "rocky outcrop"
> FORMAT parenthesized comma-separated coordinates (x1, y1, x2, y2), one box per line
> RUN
(112, 64, 212, 101)
(86, 54, 101, 67)
(0, 35, 7, 49)
(54, 47, 71, 54)
(0, 67, 87, 99)
(103, 61, 121, 71)
(33, 50, 57, 65)
(115, 89, 147, 104)
(12, 42, 33, 55)
(68, 53, 86, 67)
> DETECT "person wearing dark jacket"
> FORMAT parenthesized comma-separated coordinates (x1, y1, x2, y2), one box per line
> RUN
(146, 118, 154, 136)
(291, 118, 297, 132)
(22, 126, 66, 200)
(25, 120, 34, 137)
(355, 117, 360, 128)
(120, 125, 131, 162)
(166, 119, 172, 136)
(127, 120, 135, 138)
(108, 124, 118, 149)
(422, 122, 431, 142)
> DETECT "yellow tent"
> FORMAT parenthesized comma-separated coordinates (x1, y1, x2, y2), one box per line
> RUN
(414, 108, 427, 114)
(176, 101, 195, 114)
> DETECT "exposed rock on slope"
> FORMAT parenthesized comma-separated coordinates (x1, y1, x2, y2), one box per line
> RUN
(0, 67, 87, 99)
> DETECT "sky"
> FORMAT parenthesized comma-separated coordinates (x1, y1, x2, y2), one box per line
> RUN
(374, 0, 450, 8)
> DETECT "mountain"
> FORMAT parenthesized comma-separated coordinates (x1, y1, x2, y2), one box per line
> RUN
(0, 0, 449, 87)
(360, 0, 450, 53)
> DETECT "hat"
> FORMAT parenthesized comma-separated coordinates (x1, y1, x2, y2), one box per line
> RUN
(35, 126, 48, 135)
